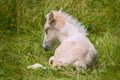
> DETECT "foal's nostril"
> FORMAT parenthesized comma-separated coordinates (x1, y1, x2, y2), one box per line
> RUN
(44, 46, 48, 51)
(42, 42, 51, 51)
(44, 46, 51, 51)
(43, 45, 47, 51)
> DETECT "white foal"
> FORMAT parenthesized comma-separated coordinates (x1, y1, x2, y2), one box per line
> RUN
(43, 9, 97, 69)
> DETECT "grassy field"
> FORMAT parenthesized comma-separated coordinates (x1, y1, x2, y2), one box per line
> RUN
(0, 0, 120, 80)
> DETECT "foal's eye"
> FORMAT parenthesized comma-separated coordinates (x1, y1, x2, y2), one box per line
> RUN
(45, 29, 48, 34)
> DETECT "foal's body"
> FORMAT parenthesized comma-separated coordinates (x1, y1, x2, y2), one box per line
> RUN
(43, 9, 97, 69)
(52, 34, 97, 68)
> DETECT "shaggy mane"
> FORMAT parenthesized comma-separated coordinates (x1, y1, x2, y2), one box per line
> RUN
(52, 10, 87, 35)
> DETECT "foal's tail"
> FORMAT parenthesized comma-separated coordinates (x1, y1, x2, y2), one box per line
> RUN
(85, 46, 98, 68)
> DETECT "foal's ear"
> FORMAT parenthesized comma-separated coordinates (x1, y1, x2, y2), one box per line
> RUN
(59, 7, 63, 12)
(47, 12, 54, 23)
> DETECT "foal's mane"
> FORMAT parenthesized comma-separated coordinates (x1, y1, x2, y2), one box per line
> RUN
(52, 10, 87, 35)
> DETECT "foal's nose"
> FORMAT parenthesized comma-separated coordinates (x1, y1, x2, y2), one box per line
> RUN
(42, 42, 51, 51)
(43, 46, 51, 51)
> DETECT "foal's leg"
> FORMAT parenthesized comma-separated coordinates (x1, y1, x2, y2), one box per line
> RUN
(85, 49, 97, 67)
(49, 56, 62, 68)
(74, 60, 87, 70)
(49, 56, 54, 65)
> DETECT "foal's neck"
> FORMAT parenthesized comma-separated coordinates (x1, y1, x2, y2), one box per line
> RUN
(58, 22, 85, 43)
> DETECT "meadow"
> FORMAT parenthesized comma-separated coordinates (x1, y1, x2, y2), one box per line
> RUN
(0, 0, 120, 80)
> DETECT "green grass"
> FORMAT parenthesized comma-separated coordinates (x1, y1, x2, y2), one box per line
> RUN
(0, 0, 120, 80)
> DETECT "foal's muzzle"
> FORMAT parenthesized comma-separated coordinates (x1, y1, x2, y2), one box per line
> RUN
(43, 45, 51, 51)
(43, 42, 51, 51)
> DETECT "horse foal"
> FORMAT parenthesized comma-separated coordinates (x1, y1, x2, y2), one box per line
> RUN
(43, 9, 98, 69)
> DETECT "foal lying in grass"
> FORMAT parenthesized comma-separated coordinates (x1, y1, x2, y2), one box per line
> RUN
(42, 9, 98, 69)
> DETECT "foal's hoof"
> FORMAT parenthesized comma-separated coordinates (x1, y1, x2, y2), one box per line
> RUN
(49, 56, 54, 65)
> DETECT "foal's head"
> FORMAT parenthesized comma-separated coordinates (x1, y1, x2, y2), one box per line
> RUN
(43, 9, 87, 51)
(43, 10, 65, 51)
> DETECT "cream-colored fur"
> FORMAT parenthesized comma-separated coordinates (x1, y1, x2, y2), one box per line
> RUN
(43, 9, 97, 69)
